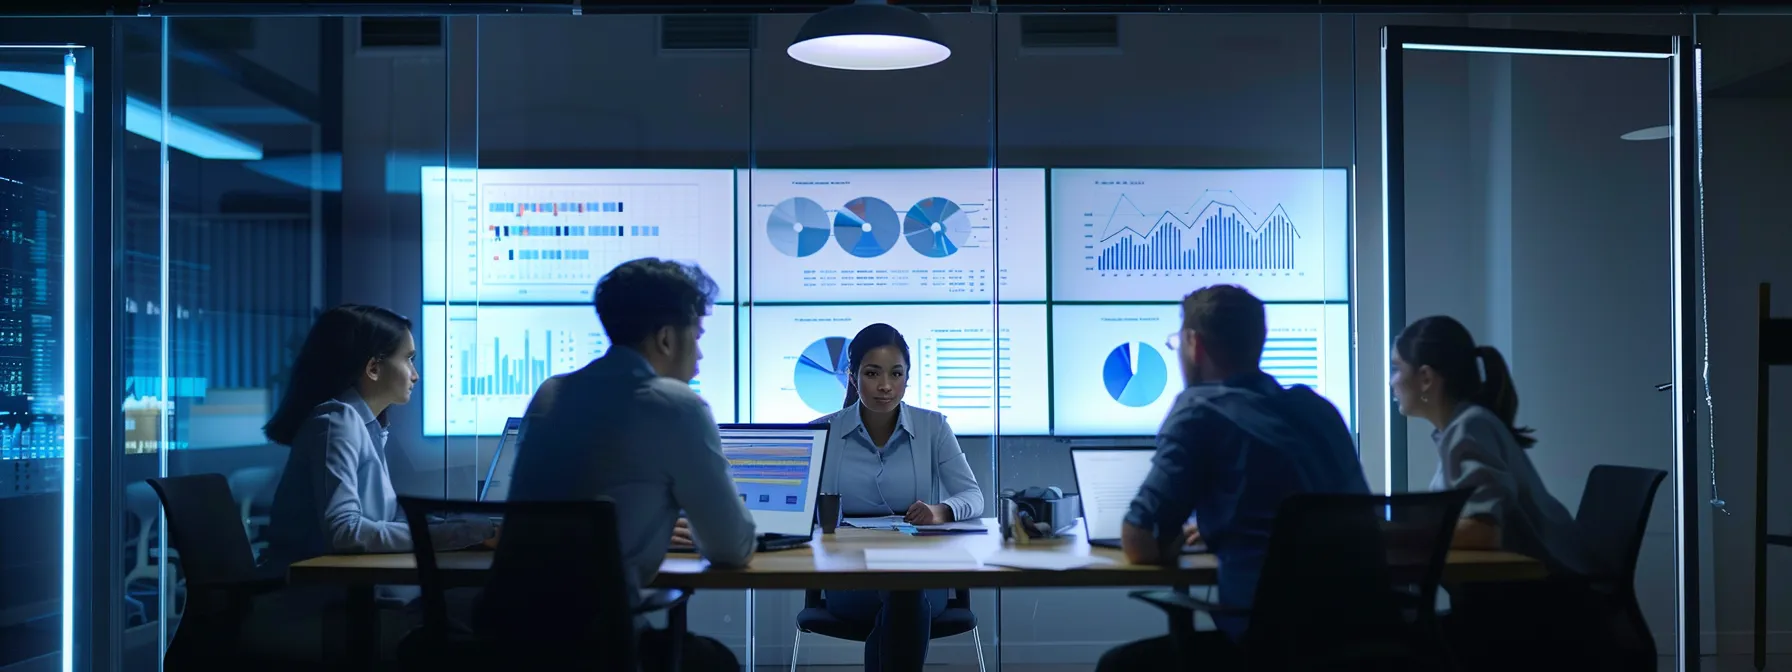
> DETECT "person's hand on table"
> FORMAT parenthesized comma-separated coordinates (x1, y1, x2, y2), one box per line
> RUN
(670, 517, 694, 547)
(1181, 523, 1202, 548)
(482, 525, 501, 550)
(904, 501, 952, 525)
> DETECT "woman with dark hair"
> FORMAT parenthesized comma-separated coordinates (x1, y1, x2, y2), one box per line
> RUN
(1390, 315, 1585, 573)
(811, 322, 982, 671)
(264, 304, 494, 572)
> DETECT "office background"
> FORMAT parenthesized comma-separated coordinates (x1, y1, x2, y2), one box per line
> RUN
(0, 4, 1788, 671)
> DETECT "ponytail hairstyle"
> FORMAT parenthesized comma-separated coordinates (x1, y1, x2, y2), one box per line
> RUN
(841, 323, 910, 408)
(1394, 316, 1537, 448)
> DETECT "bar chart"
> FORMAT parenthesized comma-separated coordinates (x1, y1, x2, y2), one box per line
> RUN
(1050, 168, 1347, 302)
(422, 304, 737, 435)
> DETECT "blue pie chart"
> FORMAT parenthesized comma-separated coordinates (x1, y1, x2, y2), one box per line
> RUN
(832, 197, 901, 258)
(903, 197, 972, 258)
(1102, 343, 1168, 408)
(795, 336, 853, 413)
(766, 197, 832, 257)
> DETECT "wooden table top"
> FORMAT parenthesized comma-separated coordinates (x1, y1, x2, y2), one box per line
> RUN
(289, 518, 1547, 591)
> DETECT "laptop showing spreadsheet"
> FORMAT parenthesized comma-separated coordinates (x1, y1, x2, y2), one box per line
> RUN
(717, 423, 829, 546)
(1071, 446, 1206, 553)
(477, 417, 525, 502)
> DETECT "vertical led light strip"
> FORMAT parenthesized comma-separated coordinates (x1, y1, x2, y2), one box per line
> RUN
(60, 49, 76, 672)
(1378, 40, 1394, 494)
(157, 19, 173, 669)
(1670, 38, 1697, 672)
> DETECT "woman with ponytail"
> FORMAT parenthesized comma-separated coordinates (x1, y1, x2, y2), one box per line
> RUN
(811, 322, 982, 671)
(1391, 316, 1587, 575)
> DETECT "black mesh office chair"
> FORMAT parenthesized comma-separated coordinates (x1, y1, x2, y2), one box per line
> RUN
(792, 589, 984, 671)
(1132, 489, 1473, 671)
(145, 474, 295, 670)
(394, 496, 691, 672)
(1574, 465, 1668, 670)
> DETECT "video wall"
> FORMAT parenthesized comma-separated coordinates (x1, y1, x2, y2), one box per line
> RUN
(421, 167, 1350, 437)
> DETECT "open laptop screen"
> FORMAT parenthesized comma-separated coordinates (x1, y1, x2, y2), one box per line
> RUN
(1069, 447, 1156, 541)
(478, 417, 525, 502)
(717, 423, 829, 537)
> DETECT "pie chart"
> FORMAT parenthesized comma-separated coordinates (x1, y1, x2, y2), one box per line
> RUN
(902, 197, 972, 258)
(1102, 342, 1168, 408)
(832, 197, 901, 258)
(766, 197, 831, 258)
(795, 336, 854, 413)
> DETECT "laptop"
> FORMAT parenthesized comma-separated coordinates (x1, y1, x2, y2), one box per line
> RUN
(1070, 447, 1206, 554)
(671, 422, 831, 554)
(478, 417, 525, 502)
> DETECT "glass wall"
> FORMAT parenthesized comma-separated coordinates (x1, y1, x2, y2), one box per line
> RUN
(3, 6, 1770, 670)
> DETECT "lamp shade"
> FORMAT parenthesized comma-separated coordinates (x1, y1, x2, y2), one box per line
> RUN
(787, 1, 950, 71)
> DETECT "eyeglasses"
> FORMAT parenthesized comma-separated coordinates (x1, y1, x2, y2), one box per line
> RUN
(1165, 330, 1183, 351)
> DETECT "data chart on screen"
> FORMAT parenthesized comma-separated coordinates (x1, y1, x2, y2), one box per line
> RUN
(422, 168, 736, 304)
(421, 304, 737, 435)
(1050, 303, 1352, 436)
(1049, 169, 1348, 302)
(746, 304, 1049, 435)
(745, 169, 1047, 302)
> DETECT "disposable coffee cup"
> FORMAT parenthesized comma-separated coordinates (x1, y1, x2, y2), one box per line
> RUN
(817, 493, 843, 534)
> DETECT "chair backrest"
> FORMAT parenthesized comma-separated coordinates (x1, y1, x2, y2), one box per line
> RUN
(145, 474, 261, 587)
(1245, 489, 1472, 668)
(1575, 465, 1668, 583)
(396, 496, 638, 671)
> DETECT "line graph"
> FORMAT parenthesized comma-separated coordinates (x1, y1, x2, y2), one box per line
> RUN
(1049, 169, 1347, 302)
(1093, 190, 1299, 272)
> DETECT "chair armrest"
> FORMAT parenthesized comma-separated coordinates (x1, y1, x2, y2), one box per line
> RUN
(804, 589, 825, 609)
(633, 588, 691, 616)
(1128, 589, 1251, 617)
(948, 588, 972, 610)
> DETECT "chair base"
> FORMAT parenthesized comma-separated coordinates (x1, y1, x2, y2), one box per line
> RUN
(789, 627, 986, 672)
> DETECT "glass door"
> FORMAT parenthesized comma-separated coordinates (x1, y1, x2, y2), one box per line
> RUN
(0, 44, 90, 672)
(1381, 26, 1698, 670)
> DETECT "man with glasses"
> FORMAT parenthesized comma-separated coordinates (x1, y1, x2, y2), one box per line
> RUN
(1097, 284, 1370, 670)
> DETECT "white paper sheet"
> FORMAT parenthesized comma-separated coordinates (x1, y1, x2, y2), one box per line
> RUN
(981, 550, 1116, 571)
(863, 548, 983, 571)
(843, 515, 906, 530)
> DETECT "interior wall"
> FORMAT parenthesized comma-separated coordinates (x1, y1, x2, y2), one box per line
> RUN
(323, 10, 1792, 666)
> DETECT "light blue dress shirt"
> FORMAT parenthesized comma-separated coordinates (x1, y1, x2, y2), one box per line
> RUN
(266, 389, 494, 604)
(814, 402, 983, 522)
(1430, 402, 1590, 576)
(499, 347, 758, 590)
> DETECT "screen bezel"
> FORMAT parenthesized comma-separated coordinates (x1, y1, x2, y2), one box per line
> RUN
(717, 422, 830, 537)
(478, 416, 525, 501)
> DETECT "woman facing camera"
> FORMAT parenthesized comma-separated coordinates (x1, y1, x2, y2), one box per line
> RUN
(813, 322, 983, 672)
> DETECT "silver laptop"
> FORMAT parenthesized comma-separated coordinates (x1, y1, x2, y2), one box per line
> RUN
(671, 423, 830, 553)
(477, 417, 525, 502)
(1070, 447, 1205, 554)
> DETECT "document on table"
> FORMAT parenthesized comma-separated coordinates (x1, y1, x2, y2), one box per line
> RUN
(863, 548, 983, 571)
(981, 550, 1116, 571)
(914, 520, 989, 532)
(843, 515, 907, 530)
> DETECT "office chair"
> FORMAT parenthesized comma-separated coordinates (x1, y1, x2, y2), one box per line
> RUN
(1573, 465, 1668, 670)
(1132, 489, 1473, 671)
(791, 589, 985, 672)
(394, 496, 691, 672)
(145, 474, 296, 670)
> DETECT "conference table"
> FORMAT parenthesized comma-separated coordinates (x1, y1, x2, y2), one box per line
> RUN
(288, 518, 1545, 669)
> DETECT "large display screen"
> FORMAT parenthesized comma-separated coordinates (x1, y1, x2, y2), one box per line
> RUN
(1050, 303, 1352, 436)
(744, 169, 1047, 303)
(422, 168, 737, 304)
(1049, 168, 1348, 302)
(421, 303, 736, 436)
(746, 303, 1050, 435)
